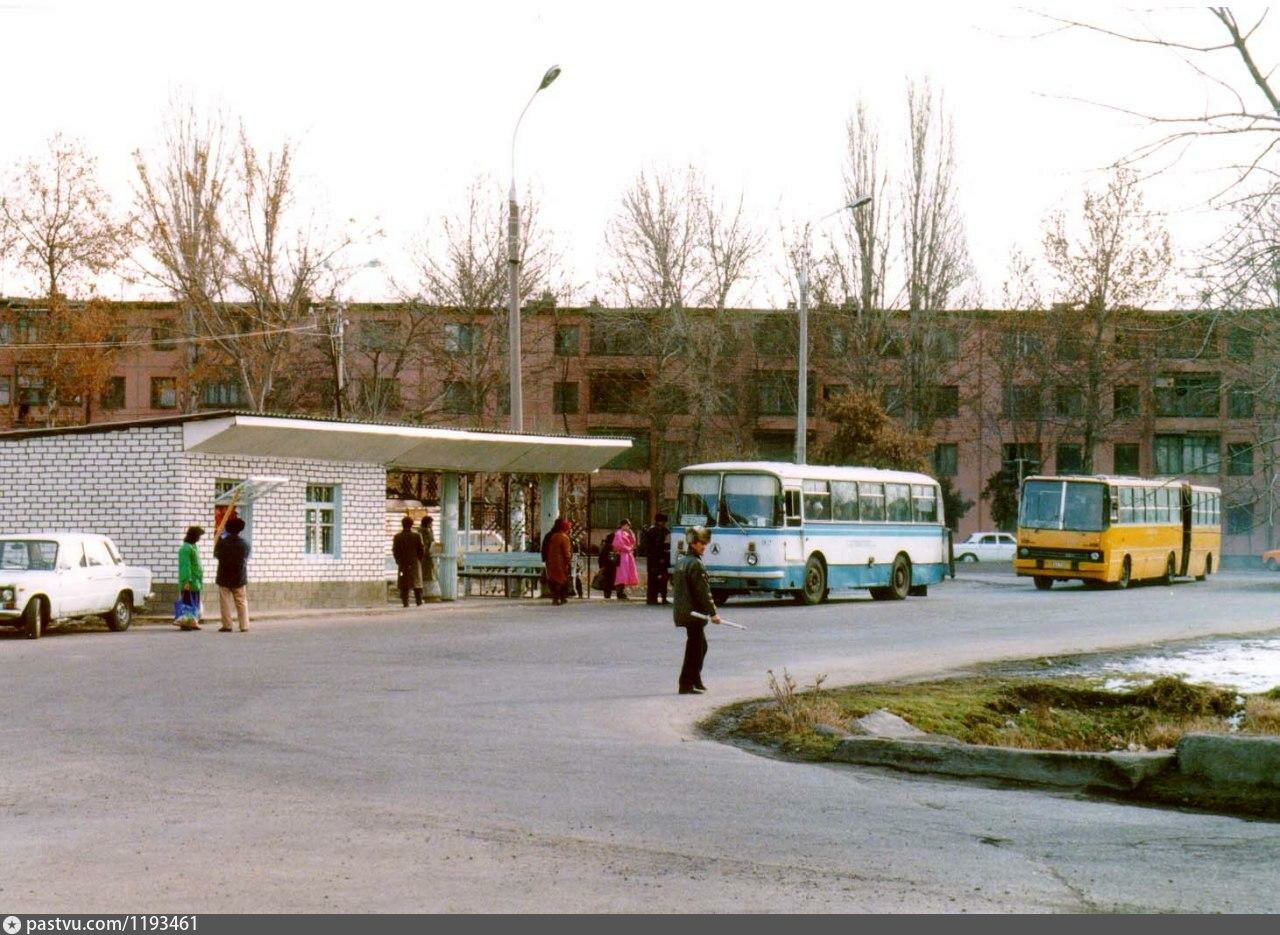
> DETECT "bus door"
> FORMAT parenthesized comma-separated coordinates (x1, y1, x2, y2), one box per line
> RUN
(1179, 483, 1193, 576)
(783, 487, 802, 563)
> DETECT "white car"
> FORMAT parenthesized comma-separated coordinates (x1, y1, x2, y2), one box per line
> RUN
(0, 533, 153, 639)
(954, 531, 1017, 563)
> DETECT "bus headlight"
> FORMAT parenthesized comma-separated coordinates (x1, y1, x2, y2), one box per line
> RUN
(1018, 547, 1029, 558)
(746, 542, 758, 565)
(1090, 551, 1101, 562)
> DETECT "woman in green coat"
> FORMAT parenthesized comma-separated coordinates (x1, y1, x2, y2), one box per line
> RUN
(177, 526, 205, 630)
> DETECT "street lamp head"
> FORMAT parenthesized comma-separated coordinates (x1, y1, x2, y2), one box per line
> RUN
(848, 195, 872, 210)
(539, 65, 562, 91)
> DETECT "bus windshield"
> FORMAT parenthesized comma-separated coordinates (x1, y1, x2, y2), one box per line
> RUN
(678, 473, 721, 527)
(721, 474, 782, 528)
(1020, 480, 1106, 532)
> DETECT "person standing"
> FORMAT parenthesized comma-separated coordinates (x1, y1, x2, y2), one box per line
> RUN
(596, 528, 617, 599)
(393, 516, 425, 607)
(672, 526, 721, 694)
(214, 515, 252, 633)
(176, 525, 205, 630)
(545, 518, 573, 605)
(418, 515, 436, 594)
(642, 513, 671, 605)
(610, 518, 640, 600)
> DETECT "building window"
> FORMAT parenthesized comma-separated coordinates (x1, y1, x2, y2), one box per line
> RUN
(589, 427, 649, 470)
(1001, 331, 1044, 359)
(1226, 501, 1253, 535)
(1001, 384, 1042, 420)
(752, 315, 798, 356)
(150, 377, 178, 410)
(1055, 334, 1083, 362)
(357, 377, 401, 410)
(214, 478, 252, 537)
(590, 488, 649, 531)
(442, 381, 479, 415)
(1226, 325, 1255, 362)
(935, 327, 960, 360)
(16, 309, 44, 344)
(1154, 373, 1220, 418)
(1002, 443, 1040, 481)
(101, 376, 126, 410)
(1114, 385, 1140, 418)
(589, 371, 646, 414)
(928, 385, 960, 419)
(933, 443, 958, 477)
(1055, 385, 1084, 418)
(17, 367, 46, 406)
(360, 319, 400, 352)
(588, 319, 648, 356)
(443, 322, 476, 355)
(1114, 443, 1140, 475)
(823, 384, 849, 405)
(201, 380, 243, 408)
(0, 375, 10, 406)
(1227, 385, 1255, 419)
(1056, 443, 1084, 474)
(755, 432, 794, 461)
(1154, 434, 1219, 475)
(825, 321, 849, 355)
(1227, 442, 1254, 477)
(881, 385, 905, 418)
(1156, 319, 1217, 359)
(554, 324, 580, 356)
(553, 381, 579, 414)
(1114, 327, 1141, 360)
(150, 318, 177, 351)
(304, 484, 340, 557)
(756, 370, 813, 417)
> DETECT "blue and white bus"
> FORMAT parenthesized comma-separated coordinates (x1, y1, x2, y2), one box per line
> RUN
(671, 461, 949, 604)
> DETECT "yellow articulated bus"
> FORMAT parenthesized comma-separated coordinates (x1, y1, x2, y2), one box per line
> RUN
(1014, 475, 1221, 590)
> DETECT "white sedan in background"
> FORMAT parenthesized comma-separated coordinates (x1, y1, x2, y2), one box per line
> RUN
(953, 531, 1017, 563)
(0, 533, 152, 639)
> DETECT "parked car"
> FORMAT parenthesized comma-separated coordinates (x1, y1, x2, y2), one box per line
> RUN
(1264, 548, 1280, 571)
(0, 533, 153, 639)
(954, 531, 1017, 563)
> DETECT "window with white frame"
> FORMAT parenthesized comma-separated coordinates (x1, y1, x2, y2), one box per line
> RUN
(304, 484, 341, 557)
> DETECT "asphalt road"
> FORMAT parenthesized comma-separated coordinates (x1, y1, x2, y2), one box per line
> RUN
(2, 567, 1279, 912)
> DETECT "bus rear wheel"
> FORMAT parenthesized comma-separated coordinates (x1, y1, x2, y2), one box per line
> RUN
(1115, 557, 1132, 590)
(1160, 555, 1176, 586)
(1033, 576, 1053, 591)
(797, 555, 827, 605)
(1196, 554, 1212, 581)
(877, 555, 910, 601)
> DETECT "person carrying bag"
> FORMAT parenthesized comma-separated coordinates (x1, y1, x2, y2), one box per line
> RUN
(175, 525, 205, 630)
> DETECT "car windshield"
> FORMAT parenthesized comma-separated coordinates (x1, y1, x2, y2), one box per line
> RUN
(0, 539, 59, 571)
(721, 474, 782, 528)
(1019, 480, 1106, 532)
(678, 473, 721, 527)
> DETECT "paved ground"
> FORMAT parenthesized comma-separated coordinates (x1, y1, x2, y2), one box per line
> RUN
(3, 567, 1279, 912)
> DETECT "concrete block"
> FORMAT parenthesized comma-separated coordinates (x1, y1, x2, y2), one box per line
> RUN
(850, 709, 932, 739)
(1176, 733, 1280, 789)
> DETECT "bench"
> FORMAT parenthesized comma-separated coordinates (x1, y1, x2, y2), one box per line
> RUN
(459, 551, 546, 596)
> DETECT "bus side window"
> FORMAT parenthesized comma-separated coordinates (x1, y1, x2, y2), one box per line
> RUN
(831, 481, 859, 521)
(1119, 486, 1134, 524)
(784, 489, 802, 527)
(859, 483, 885, 522)
(912, 484, 938, 523)
(1109, 487, 1119, 524)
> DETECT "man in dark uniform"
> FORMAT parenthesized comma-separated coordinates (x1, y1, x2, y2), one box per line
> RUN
(642, 513, 671, 605)
(393, 516, 425, 607)
(672, 525, 721, 694)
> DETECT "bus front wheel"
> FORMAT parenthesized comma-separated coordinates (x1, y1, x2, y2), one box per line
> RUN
(1196, 554, 1212, 581)
(1033, 576, 1053, 591)
(1160, 555, 1176, 586)
(798, 555, 827, 605)
(1115, 557, 1132, 590)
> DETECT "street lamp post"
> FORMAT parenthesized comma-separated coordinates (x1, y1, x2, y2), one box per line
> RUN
(794, 196, 871, 465)
(508, 64, 561, 434)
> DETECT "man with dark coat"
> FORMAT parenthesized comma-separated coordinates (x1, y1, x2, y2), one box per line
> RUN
(596, 529, 617, 598)
(642, 513, 671, 605)
(672, 526, 721, 694)
(213, 515, 252, 632)
(393, 516, 425, 607)
(418, 516, 435, 592)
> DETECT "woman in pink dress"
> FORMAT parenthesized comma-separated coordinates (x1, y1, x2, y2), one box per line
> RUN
(611, 519, 640, 600)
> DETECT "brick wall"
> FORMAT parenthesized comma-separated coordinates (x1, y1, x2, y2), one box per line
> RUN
(0, 424, 388, 608)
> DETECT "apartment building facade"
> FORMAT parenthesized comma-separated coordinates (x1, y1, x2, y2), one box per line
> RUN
(2, 298, 1275, 558)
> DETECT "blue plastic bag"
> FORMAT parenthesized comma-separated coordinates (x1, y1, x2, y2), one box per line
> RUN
(174, 590, 201, 627)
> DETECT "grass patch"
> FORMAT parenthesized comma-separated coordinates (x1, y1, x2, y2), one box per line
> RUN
(728, 671, 1275, 758)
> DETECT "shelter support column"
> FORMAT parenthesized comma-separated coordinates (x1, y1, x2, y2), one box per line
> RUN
(539, 474, 560, 540)
(439, 472, 459, 601)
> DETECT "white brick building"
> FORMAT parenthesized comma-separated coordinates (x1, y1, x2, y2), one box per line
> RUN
(0, 412, 627, 610)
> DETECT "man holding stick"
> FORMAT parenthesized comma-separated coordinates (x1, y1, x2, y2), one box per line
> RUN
(672, 525, 721, 695)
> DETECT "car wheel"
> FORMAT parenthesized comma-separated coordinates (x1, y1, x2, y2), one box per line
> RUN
(798, 555, 827, 605)
(1115, 556, 1132, 590)
(23, 598, 43, 640)
(1033, 576, 1053, 591)
(959, 553, 978, 563)
(885, 555, 911, 600)
(105, 592, 132, 631)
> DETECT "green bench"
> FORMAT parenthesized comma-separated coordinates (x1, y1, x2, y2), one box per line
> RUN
(459, 552, 546, 596)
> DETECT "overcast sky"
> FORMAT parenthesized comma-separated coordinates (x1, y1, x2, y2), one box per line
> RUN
(0, 1, 1273, 305)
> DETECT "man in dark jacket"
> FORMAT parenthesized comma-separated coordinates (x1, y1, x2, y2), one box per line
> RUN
(214, 515, 252, 632)
(393, 516, 426, 607)
(597, 530, 617, 598)
(642, 513, 671, 605)
(672, 526, 721, 694)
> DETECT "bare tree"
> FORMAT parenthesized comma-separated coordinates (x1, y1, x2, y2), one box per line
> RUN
(0, 135, 133, 424)
(1042, 168, 1173, 473)
(135, 110, 350, 412)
